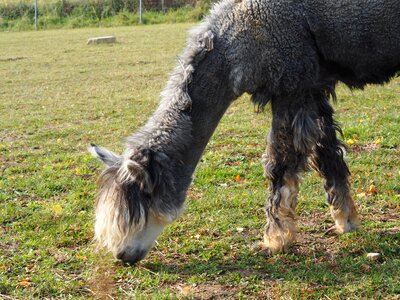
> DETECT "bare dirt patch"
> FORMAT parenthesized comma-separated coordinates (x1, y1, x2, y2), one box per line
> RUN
(174, 283, 239, 299)
(87, 253, 117, 299)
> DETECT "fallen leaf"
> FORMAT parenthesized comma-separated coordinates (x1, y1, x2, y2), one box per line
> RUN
(180, 285, 192, 296)
(17, 280, 32, 287)
(52, 203, 63, 217)
(362, 264, 371, 271)
(368, 184, 377, 195)
(346, 138, 356, 145)
(76, 254, 87, 261)
(355, 187, 363, 193)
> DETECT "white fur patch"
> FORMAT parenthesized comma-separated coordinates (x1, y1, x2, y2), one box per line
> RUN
(94, 187, 146, 255)
(94, 181, 183, 259)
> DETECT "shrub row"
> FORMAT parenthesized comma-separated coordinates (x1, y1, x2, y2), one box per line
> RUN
(0, 0, 215, 30)
(0, 0, 148, 21)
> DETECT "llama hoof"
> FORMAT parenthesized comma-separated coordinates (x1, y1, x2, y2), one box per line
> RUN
(324, 219, 358, 236)
(334, 216, 359, 234)
(251, 241, 278, 256)
(323, 226, 337, 236)
(330, 205, 359, 234)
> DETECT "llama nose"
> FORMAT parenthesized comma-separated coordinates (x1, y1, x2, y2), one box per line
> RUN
(117, 250, 147, 265)
(116, 251, 125, 260)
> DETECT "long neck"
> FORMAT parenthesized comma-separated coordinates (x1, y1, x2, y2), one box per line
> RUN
(176, 76, 235, 202)
(126, 28, 236, 200)
(180, 57, 235, 175)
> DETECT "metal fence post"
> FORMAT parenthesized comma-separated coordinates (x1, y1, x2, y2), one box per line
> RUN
(139, 0, 142, 24)
(34, 0, 38, 30)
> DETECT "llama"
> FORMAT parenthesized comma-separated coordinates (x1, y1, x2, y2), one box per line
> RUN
(90, 0, 400, 264)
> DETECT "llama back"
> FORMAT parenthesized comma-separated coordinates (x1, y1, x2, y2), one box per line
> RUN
(304, 0, 400, 87)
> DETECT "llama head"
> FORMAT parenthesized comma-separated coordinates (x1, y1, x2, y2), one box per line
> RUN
(89, 144, 180, 264)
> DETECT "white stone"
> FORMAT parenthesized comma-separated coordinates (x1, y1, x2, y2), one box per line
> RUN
(366, 252, 381, 261)
(87, 36, 117, 45)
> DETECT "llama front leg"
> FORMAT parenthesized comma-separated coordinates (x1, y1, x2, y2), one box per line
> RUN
(262, 166, 301, 254)
(259, 116, 310, 253)
(257, 95, 325, 253)
(311, 100, 359, 233)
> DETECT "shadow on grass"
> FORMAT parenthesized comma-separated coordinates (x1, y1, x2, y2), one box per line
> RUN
(140, 229, 400, 296)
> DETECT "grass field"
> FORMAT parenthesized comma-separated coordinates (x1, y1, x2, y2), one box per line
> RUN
(0, 24, 399, 299)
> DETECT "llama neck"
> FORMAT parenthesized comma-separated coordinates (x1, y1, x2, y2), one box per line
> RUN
(180, 63, 235, 173)
(126, 37, 235, 200)
(170, 71, 235, 197)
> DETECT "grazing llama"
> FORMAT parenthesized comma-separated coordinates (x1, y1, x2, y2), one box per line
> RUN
(90, 0, 400, 264)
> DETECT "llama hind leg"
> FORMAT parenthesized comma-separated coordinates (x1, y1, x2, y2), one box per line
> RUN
(311, 101, 359, 233)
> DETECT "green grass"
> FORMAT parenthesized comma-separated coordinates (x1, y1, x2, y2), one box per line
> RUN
(1, 24, 399, 299)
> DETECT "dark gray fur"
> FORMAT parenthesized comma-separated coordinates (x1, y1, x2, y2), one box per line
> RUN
(91, 0, 400, 261)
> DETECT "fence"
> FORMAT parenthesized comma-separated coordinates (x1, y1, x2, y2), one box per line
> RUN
(144, 0, 196, 10)
(0, 0, 198, 20)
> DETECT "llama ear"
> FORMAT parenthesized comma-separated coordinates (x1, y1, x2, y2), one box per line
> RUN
(89, 144, 121, 166)
(199, 30, 214, 51)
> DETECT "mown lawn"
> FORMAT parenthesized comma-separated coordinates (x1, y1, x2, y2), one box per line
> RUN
(0, 24, 399, 299)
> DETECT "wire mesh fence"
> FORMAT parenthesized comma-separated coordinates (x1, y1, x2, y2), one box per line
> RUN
(143, 0, 196, 10)
(0, 0, 198, 21)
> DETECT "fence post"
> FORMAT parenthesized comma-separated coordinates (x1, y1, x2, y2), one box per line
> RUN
(139, 0, 143, 24)
(34, 0, 38, 30)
